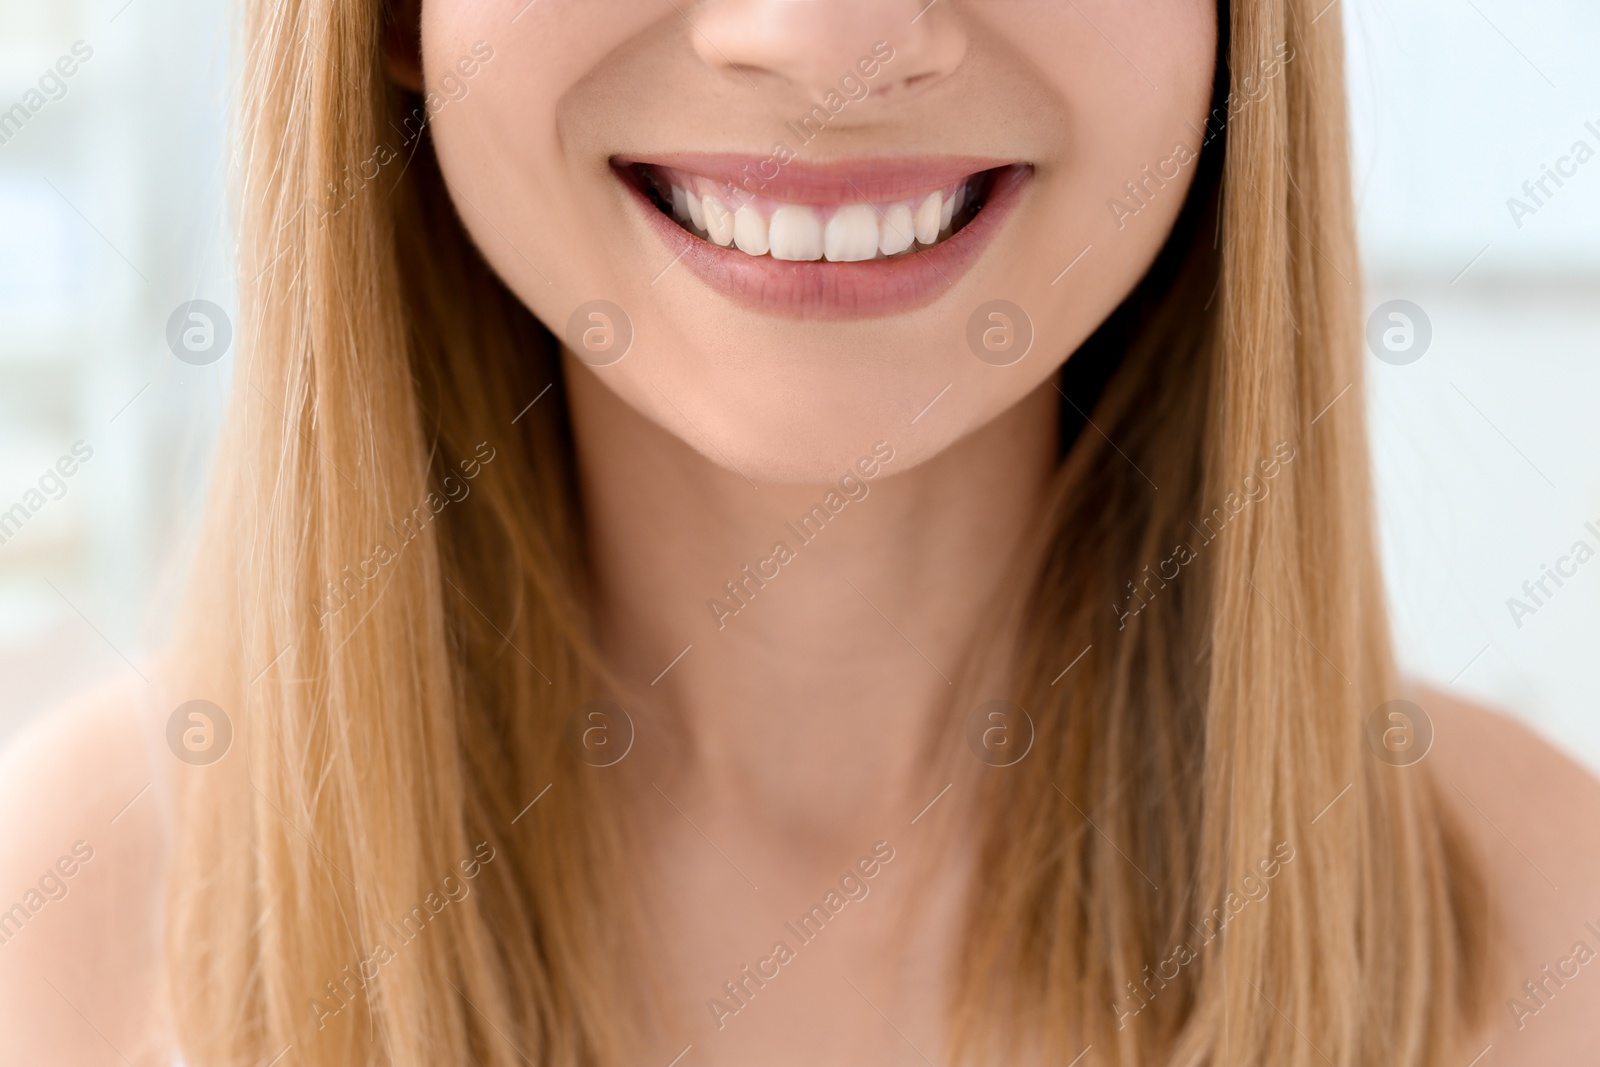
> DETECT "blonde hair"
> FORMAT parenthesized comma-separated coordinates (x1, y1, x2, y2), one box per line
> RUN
(166, 0, 1494, 1064)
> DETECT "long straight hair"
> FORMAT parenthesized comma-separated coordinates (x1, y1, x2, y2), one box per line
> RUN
(165, 1, 1494, 1064)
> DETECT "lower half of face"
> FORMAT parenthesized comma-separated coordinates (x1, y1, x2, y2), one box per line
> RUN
(425, 0, 1216, 483)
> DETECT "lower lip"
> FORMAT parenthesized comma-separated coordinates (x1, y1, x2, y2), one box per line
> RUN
(616, 164, 1032, 321)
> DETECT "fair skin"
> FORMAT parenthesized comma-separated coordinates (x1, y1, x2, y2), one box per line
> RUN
(4, 687, 1599, 1064)
(1, 2, 1597, 1065)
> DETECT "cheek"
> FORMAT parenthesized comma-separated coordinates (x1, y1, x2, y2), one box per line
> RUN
(999, 1, 1216, 251)
(425, 0, 666, 315)
(961, 0, 1216, 398)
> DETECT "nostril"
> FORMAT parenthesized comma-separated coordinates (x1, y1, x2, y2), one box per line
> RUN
(887, 70, 946, 95)
(720, 62, 772, 84)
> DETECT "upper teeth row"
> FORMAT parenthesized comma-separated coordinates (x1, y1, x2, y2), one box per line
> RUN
(663, 177, 971, 262)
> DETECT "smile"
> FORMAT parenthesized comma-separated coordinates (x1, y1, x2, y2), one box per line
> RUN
(613, 155, 1032, 319)
(633, 163, 992, 261)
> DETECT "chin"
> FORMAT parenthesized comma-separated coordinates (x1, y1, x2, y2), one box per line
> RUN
(639, 373, 958, 487)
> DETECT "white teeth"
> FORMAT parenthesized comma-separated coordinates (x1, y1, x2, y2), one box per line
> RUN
(702, 194, 734, 246)
(768, 205, 825, 261)
(733, 204, 769, 256)
(880, 202, 915, 256)
(658, 172, 978, 261)
(824, 203, 881, 263)
(914, 192, 943, 245)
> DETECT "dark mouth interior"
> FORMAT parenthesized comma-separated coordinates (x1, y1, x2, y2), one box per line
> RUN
(618, 163, 1004, 253)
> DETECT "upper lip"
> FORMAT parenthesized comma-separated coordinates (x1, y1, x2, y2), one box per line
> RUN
(611, 153, 1019, 205)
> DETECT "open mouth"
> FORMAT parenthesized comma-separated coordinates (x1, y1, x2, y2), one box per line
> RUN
(612, 155, 1032, 320)
(622, 162, 999, 262)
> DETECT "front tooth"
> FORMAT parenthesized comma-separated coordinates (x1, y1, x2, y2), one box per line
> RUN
(768, 205, 824, 261)
(914, 192, 942, 244)
(940, 189, 956, 231)
(824, 204, 880, 263)
(733, 205, 769, 255)
(880, 203, 915, 256)
(951, 184, 966, 222)
(686, 190, 707, 231)
(702, 195, 734, 246)
(670, 185, 691, 223)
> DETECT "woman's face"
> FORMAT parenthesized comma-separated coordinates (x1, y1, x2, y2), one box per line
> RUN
(422, 0, 1215, 482)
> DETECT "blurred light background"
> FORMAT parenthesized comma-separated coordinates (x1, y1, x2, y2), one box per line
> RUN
(1346, 0, 1600, 773)
(0, 1, 1596, 771)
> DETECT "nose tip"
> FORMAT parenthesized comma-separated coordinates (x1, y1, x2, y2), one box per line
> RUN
(690, 0, 967, 101)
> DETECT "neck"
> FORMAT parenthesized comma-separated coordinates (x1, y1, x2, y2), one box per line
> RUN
(565, 357, 1059, 831)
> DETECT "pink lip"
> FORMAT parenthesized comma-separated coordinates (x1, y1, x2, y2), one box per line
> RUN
(614, 159, 1032, 321)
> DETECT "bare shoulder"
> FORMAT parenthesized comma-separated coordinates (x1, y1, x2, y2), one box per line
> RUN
(0, 677, 173, 1066)
(1420, 686, 1600, 1061)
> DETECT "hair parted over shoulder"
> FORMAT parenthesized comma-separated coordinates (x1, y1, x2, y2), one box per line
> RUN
(164, 0, 1496, 1064)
